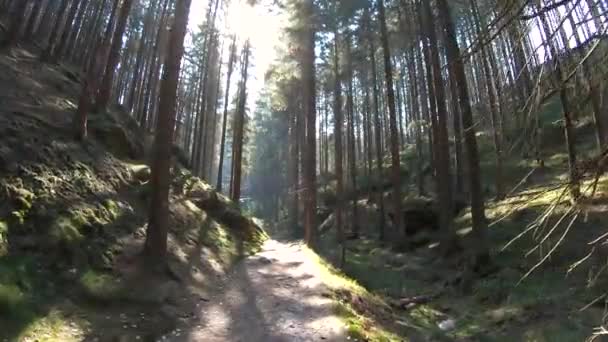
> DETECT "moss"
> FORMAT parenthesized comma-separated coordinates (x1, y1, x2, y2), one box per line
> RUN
(0, 220, 7, 256)
(338, 303, 401, 342)
(49, 216, 84, 246)
(79, 270, 125, 303)
(0, 256, 48, 333)
(11, 187, 35, 210)
(16, 308, 88, 342)
(11, 210, 26, 226)
(304, 248, 403, 341)
(0, 283, 25, 314)
(102, 199, 121, 220)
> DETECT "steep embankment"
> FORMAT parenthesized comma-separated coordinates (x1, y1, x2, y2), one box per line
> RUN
(0, 47, 266, 341)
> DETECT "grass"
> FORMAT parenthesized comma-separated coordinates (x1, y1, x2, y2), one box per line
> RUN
(314, 96, 608, 340)
(15, 308, 89, 342)
(0, 255, 63, 339)
(79, 269, 125, 304)
(315, 172, 607, 341)
(305, 247, 403, 341)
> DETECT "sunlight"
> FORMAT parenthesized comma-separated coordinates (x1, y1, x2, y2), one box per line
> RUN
(189, 0, 283, 110)
(226, 1, 256, 40)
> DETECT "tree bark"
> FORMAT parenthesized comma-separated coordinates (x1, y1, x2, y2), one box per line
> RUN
(378, 0, 404, 240)
(436, 0, 489, 268)
(302, 0, 317, 247)
(145, 0, 192, 265)
(95, 0, 135, 112)
(217, 36, 237, 191)
(421, 0, 457, 254)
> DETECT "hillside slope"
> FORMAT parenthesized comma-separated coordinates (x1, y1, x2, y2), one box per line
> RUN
(0, 47, 266, 341)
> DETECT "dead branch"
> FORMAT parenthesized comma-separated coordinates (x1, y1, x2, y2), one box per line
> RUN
(520, 0, 574, 20)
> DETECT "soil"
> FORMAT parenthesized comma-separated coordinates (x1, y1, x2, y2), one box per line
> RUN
(164, 239, 347, 342)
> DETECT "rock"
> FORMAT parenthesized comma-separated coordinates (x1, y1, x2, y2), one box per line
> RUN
(438, 319, 456, 331)
(131, 165, 151, 183)
(387, 196, 468, 237)
(191, 189, 220, 212)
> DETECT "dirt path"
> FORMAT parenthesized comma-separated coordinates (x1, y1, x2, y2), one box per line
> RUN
(165, 240, 347, 342)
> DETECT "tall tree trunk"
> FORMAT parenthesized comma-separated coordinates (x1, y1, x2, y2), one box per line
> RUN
(230, 41, 251, 203)
(302, 0, 317, 247)
(24, 0, 45, 41)
(73, 42, 110, 140)
(421, 0, 457, 254)
(437, 0, 489, 269)
(52, 0, 82, 60)
(145, 0, 192, 265)
(41, 0, 71, 59)
(408, 46, 425, 196)
(364, 6, 386, 239)
(345, 32, 359, 238)
(378, 0, 404, 240)
(95, 0, 135, 112)
(333, 30, 345, 249)
(470, 0, 504, 199)
(0, 0, 30, 48)
(537, 2, 580, 199)
(217, 35, 237, 191)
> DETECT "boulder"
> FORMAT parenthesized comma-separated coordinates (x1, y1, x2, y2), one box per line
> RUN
(387, 196, 467, 237)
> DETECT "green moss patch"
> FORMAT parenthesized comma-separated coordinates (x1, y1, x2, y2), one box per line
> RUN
(79, 270, 125, 304)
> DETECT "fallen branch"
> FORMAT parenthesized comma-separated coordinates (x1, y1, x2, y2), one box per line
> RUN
(390, 292, 441, 310)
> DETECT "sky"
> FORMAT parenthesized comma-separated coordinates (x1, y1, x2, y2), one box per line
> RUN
(187, 0, 285, 110)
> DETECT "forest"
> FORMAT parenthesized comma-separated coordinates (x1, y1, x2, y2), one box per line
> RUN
(0, 0, 608, 341)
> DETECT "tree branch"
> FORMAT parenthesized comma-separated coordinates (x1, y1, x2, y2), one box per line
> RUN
(520, 0, 573, 20)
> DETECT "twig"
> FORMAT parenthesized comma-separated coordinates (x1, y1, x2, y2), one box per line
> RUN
(580, 293, 606, 312)
(518, 210, 579, 284)
(568, 247, 595, 274)
(525, 205, 575, 258)
(506, 168, 537, 198)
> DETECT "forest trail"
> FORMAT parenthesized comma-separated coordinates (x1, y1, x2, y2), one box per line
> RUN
(168, 239, 347, 342)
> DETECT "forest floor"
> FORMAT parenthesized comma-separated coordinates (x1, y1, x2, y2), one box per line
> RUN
(314, 131, 608, 341)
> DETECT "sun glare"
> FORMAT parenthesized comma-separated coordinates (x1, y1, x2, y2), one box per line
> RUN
(226, 1, 256, 40)
(188, 0, 283, 110)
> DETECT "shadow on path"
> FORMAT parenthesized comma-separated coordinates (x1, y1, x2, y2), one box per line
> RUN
(171, 240, 346, 342)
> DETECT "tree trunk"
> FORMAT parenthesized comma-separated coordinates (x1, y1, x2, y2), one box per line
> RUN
(52, 0, 82, 60)
(95, 0, 135, 112)
(436, 0, 489, 269)
(302, 0, 317, 247)
(145, 0, 192, 265)
(470, 0, 504, 199)
(73, 42, 110, 140)
(537, 2, 580, 199)
(41, 0, 71, 60)
(364, 6, 385, 239)
(378, 0, 404, 241)
(217, 35, 237, 192)
(345, 32, 359, 238)
(0, 0, 30, 48)
(421, 0, 457, 254)
(230, 41, 251, 203)
(333, 30, 345, 247)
